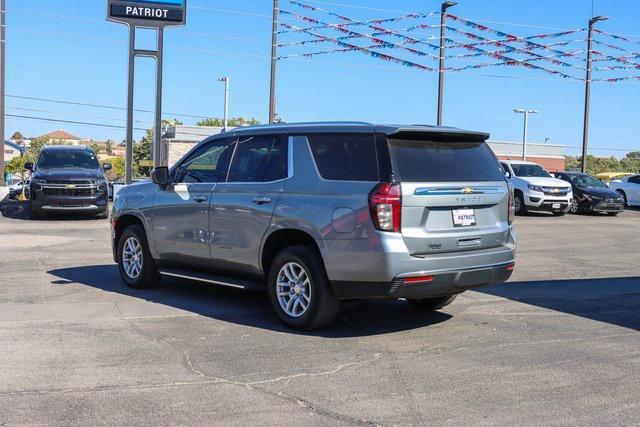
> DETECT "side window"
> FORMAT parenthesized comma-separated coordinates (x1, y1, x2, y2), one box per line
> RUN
(264, 136, 289, 181)
(228, 135, 274, 183)
(500, 162, 510, 175)
(307, 133, 378, 181)
(176, 138, 234, 183)
(629, 175, 640, 184)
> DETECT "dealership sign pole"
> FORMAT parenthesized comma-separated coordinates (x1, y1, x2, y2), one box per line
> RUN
(107, 0, 187, 184)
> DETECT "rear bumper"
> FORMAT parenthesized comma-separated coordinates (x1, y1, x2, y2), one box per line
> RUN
(323, 226, 516, 299)
(332, 262, 514, 299)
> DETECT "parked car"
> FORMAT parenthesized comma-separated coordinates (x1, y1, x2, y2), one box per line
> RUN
(111, 122, 516, 330)
(500, 160, 572, 216)
(554, 171, 625, 215)
(25, 145, 112, 219)
(594, 172, 634, 187)
(8, 180, 29, 199)
(609, 174, 640, 207)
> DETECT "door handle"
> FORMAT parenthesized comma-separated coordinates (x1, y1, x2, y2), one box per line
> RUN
(193, 194, 209, 203)
(253, 196, 272, 205)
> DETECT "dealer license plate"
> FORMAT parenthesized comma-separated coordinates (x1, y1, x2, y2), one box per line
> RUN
(452, 209, 476, 227)
(552, 203, 561, 209)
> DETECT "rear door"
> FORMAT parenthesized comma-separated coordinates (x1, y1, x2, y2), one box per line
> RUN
(385, 136, 510, 255)
(210, 133, 289, 274)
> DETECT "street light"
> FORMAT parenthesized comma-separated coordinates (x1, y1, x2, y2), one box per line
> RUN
(581, 15, 608, 173)
(514, 109, 538, 161)
(436, 1, 457, 126)
(218, 77, 230, 131)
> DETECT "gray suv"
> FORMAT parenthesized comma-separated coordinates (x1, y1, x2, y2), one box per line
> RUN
(112, 122, 516, 329)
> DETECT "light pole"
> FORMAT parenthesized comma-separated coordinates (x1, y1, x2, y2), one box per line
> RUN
(514, 109, 538, 161)
(437, 1, 456, 126)
(268, 0, 279, 124)
(581, 15, 608, 173)
(218, 77, 230, 131)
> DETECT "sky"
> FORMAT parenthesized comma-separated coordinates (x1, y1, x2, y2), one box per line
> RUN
(5, 0, 640, 157)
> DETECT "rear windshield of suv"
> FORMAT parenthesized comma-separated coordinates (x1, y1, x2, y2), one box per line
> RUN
(387, 139, 505, 182)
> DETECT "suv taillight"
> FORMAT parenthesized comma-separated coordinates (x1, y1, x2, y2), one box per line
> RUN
(507, 182, 515, 225)
(369, 183, 402, 232)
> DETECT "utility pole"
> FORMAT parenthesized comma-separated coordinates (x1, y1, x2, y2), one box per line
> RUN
(514, 109, 538, 162)
(218, 77, 229, 131)
(437, 1, 456, 126)
(268, 0, 278, 124)
(0, 0, 6, 187)
(581, 15, 608, 173)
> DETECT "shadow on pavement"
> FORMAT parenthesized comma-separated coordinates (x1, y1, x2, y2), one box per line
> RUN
(0, 200, 104, 221)
(479, 277, 640, 330)
(47, 264, 452, 337)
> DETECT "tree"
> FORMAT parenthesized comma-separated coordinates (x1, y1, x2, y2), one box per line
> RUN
(196, 117, 260, 127)
(133, 128, 153, 177)
(89, 143, 102, 155)
(132, 119, 183, 177)
(11, 131, 23, 141)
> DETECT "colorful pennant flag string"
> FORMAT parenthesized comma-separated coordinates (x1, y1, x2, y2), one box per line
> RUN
(279, 21, 438, 71)
(280, 10, 441, 60)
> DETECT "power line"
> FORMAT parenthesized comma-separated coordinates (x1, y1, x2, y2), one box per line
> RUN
(6, 113, 148, 131)
(6, 94, 211, 120)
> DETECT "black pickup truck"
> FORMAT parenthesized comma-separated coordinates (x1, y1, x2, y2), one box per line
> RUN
(25, 145, 112, 219)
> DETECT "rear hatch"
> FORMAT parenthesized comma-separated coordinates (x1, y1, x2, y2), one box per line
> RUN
(384, 131, 510, 256)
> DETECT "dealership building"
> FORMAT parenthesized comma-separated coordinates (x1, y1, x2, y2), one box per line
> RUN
(161, 125, 566, 172)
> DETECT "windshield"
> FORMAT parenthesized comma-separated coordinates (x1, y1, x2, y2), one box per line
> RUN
(572, 174, 606, 188)
(387, 139, 505, 182)
(38, 150, 100, 170)
(511, 164, 551, 178)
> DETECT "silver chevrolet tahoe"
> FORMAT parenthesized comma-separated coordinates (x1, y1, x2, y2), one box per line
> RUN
(111, 122, 516, 329)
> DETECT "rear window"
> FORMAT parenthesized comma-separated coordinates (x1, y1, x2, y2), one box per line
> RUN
(307, 134, 378, 181)
(387, 139, 505, 182)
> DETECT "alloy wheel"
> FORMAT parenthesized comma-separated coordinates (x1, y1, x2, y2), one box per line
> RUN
(276, 262, 312, 318)
(122, 236, 143, 279)
(569, 199, 579, 214)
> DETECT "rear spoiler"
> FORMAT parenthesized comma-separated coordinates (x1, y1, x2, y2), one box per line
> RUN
(384, 128, 490, 142)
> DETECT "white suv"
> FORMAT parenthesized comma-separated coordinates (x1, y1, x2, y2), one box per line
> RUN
(500, 160, 572, 216)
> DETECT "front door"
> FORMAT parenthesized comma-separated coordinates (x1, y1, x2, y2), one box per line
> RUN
(211, 133, 290, 274)
(150, 137, 235, 264)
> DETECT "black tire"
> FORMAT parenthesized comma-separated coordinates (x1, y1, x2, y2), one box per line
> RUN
(406, 294, 458, 310)
(569, 199, 580, 215)
(117, 224, 160, 289)
(97, 209, 109, 220)
(514, 192, 527, 215)
(267, 245, 339, 330)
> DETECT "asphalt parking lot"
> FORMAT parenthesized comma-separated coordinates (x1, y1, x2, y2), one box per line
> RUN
(0, 201, 638, 425)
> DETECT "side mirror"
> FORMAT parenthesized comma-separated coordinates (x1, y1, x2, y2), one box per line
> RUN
(103, 163, 112, 171)
(151, 166, 169, 187)
(24, 162, 34, 172)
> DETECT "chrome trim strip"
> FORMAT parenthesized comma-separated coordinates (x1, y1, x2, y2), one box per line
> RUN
(159, 270, 246, 289)
(414, 186, 504, 196)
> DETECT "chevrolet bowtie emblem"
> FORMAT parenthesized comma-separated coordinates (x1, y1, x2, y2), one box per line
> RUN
(65, 184, 76, 189)
(462, 187, 474, 194)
